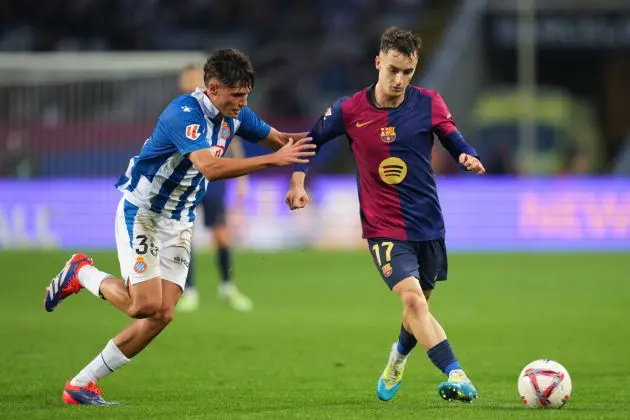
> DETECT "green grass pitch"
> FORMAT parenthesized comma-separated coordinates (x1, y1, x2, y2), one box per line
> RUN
(0, 250, 629, 419)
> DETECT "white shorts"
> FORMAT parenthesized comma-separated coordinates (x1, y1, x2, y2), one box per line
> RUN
(115, 198, 193, 290)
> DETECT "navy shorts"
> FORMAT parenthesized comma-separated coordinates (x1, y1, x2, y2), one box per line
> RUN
(367, 237, 448, 290)
(201, 180, 227, 228)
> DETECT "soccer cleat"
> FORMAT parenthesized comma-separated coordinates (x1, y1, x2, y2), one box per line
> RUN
(376, 343, 407, 401)
(62, 381, 119, 406)
(438, 369, 478, 403)
(176, 289, 200, 312)
(219, 285, 253, 312)
(44, 253, 93, 312)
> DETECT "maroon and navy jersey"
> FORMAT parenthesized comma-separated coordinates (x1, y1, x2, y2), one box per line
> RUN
(300, 84, 478, 242)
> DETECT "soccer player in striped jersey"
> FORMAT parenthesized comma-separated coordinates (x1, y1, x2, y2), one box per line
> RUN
(43, 49, 313, 405)
(175, 65, 253, 313)
(285, 27, 485, 404)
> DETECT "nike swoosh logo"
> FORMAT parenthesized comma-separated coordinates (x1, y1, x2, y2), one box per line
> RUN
(356, 120, 374, 128)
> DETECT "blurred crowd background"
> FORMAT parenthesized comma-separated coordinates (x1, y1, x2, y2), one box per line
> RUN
(1, 0, 630, 178)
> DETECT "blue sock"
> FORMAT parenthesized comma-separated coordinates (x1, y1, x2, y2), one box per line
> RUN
(396, 325, 417, 356)
(217, 247, 231, 283)
(427, 339, 462, 376)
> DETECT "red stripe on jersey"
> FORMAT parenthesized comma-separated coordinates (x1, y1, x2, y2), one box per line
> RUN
(342, 89, 408, 240)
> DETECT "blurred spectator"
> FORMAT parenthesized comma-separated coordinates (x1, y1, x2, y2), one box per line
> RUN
(471, 87, 603, 175)
(612, 133, 630, 175)
(0, 131, 38, 178)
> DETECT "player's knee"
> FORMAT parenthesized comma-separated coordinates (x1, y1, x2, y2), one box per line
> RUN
(401, 291, 428, 316)
(157, 308, 175, 326)
(128, 300, 161, 319)
(141, 308, 174, 334)
(152, 302, 176, 326)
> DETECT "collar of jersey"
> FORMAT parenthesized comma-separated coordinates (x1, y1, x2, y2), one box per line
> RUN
(191, 88, 221, 120)
(365, 83, 411, 112)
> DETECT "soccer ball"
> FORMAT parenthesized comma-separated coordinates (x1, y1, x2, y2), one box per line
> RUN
(517, 359, 572, 408)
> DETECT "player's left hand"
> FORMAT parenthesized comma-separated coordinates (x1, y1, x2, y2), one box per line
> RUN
(285, 186, 310, 210)
(459, 154, 485, 174)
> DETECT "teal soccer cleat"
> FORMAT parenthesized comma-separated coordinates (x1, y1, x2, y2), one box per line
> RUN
(438, 370, 478, 403)
(376, 343, 408, 401)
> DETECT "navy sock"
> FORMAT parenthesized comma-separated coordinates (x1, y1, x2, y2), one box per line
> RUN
(185, 252, 195, 288)
(217, 247, 231, 283)
(427, 339, 462, 376)
(396, 325, 417, 356)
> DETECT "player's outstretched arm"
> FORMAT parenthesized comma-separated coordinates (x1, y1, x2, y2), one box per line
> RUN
(258, 128, 309, 151)
(429, 91, 485, 175)
(189, 137, 315, 181)
(284, 98, 348, 210)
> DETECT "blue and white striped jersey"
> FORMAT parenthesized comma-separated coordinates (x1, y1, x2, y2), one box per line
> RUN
(115, 88, 271, 222)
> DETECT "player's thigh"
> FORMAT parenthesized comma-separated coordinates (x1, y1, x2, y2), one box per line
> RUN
(128, 276, 163, 314)
(415, 238, 448, 291)
(114, 198, 161, 286)
(157, 219, 193, 292)
(367, 238, 420, 290)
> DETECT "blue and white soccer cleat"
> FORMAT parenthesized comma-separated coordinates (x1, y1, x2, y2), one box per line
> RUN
(62, 381, 119, 405)
(438, 369, 478, 403)
(376, 343, 408, 401)
(44, 253, 94, 312)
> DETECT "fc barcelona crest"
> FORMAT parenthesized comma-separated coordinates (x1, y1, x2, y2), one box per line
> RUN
(382, 263, 393, 278)
(380, 126, 396, 143)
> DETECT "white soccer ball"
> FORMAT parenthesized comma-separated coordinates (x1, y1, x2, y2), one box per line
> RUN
(517, 359, 572, 408)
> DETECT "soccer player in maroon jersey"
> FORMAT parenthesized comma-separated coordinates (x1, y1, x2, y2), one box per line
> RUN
(285, 27, 485, 403)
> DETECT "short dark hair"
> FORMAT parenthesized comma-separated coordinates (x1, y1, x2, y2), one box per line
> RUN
(379, 27, 422, 57)
(203, 48, 255, 89)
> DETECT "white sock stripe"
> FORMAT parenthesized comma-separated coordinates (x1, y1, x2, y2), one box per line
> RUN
(100, 353, 115, 373)
(72, 340, 130, 386)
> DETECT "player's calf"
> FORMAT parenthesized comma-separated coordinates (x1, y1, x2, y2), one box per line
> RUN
(99, 276, 163, 319)
(395, 287, 439, 350)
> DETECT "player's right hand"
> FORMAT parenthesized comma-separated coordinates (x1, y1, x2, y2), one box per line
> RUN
(459, 153, 486, 174)
(273, 137, 316, 166)
(285, 186, 310, 210)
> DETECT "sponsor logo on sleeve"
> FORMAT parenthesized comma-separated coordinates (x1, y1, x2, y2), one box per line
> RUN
(185, 124, 201, 140)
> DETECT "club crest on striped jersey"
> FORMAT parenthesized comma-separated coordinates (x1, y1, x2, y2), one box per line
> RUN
(134, 256, 147, 274)
(185, 124, 201, 141)
(219, 120, 231, 142)
(380, 126, 397, 143)
(379, 157, 407, 185)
